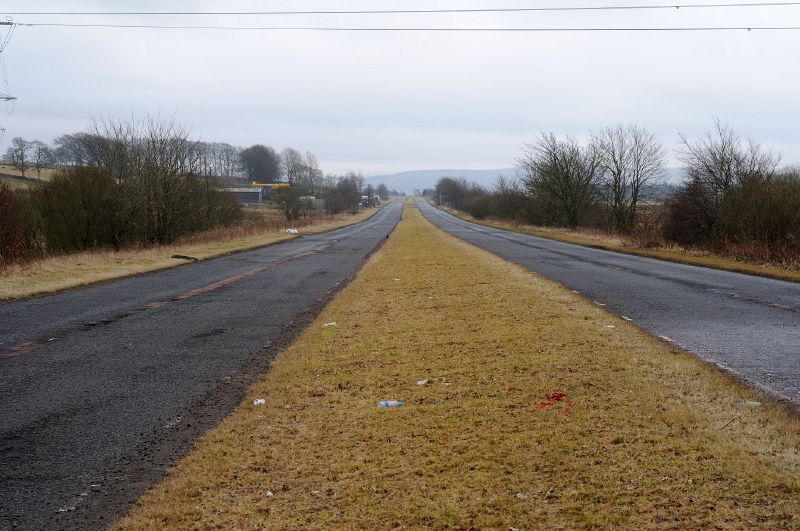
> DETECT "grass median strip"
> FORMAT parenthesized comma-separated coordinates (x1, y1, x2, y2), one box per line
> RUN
(0, 205, 386, 302)
(117, 200, 800, 529)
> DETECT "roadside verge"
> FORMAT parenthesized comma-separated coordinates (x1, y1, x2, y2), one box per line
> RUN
(116, 200, 800, 528)
(0, 202, 391, 302)
(432, 201, 800, 284)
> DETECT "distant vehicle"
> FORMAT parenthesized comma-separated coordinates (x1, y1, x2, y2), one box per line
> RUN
(361, 195, 381, 207)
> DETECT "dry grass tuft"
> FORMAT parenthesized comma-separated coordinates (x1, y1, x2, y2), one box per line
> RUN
(0, 206, 384, 301)
(116, 200, 800, 529)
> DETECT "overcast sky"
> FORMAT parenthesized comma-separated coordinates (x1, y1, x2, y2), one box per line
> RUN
(1, 0, 799, 176)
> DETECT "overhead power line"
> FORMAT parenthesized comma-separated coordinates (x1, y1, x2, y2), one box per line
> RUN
(3, 2, 800, 16)
(12, 23, 800, 32)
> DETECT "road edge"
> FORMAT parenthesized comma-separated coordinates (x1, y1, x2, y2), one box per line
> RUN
(0, 201, 394, 306)
(58, 201, 403, 530)
(428, 199, 800, 285)
(420, 198, 800, 416)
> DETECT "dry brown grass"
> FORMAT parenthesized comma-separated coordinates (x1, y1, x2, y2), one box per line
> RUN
(0, 176, 30, 190)
(0, 175, 36, 190)
(0, 205, 385, 301)
(0, 164, 57, 181)
(116, 200, 800, 530)
(438, 204, 800, 284)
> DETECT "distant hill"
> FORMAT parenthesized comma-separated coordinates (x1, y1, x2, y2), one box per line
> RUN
(366, 166, 684, 195)
(365, 168, 518, 195)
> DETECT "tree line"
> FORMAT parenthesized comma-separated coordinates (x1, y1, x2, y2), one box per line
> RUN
(0, 117, 394, 265)
(433, 121, 800, 264)
(4, 128, 322, 187)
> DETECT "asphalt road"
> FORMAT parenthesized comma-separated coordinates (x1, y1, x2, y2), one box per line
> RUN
(417, 198, 800, 407)
(0, 200, 401, 530)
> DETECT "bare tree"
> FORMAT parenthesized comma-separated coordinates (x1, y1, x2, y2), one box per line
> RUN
(592, 124, 665, 231)
(30, 140, 55, 180)
(52, 133, 105, 167)
(53, 134, 85, 166)
(491, 176, 529, 220)
(281, 147, 305, 185)
(190, 141, 240, 180)
(4, 137, 31, 177)
(84, 116, 235, 244)
(376, 183, 390, 200)
(273, 187, 301, 221)
(291, 150, 323, 196)
(665, 120, 783, 247)
(324, 172, 364, 214)
(217, 142, 240, 179)
(679, 119, 780, 202)
(518, 133, 600, 229)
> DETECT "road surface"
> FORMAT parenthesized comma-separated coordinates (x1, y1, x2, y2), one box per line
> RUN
(0, 201, 402, 530)
(417, 198, 800, 407)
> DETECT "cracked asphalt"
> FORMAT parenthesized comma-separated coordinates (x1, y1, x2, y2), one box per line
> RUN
(417, 198, 800, 407)
(0, 200, 401, 530)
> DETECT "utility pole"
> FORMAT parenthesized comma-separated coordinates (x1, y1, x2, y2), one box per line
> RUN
(0, 20, 17, 137)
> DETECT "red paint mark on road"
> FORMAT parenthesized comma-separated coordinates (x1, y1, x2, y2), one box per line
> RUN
(142, 301, 168, 309)
(0, 340, 44, 360)
(1, 241, 334, 362)
(172, 245, 328, 301)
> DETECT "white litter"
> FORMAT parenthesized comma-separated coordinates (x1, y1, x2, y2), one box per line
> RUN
(737, 401, 763, 408)
(416, 379, 429, 386)
(515, 492, 529, 500)
(604, 325, 616, 329)
(323, 322, 337, 328)
(266, 491, 274, 497)
(394, 278, 401, 281)
(621, 316, 633, 321)
(286, 228, 299, 234)
(253, 399, 266, 406)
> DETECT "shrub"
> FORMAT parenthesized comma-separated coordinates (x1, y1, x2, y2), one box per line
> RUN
(27, 167, 125, 252)
(663, 177, 716, 246)
(462, 195, 494, 220)
(0, 182, 27, 265)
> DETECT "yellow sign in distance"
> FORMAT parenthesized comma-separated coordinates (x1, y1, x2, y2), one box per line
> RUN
(251, 182, 290, 188)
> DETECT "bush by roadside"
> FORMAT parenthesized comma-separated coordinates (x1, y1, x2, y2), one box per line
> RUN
(431, 120, 800, 270)
(0, 182, 27, 265)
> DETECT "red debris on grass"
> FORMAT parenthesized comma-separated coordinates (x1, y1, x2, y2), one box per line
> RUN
(544, 391, 566, 402)
(534, 390, 568, 410)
